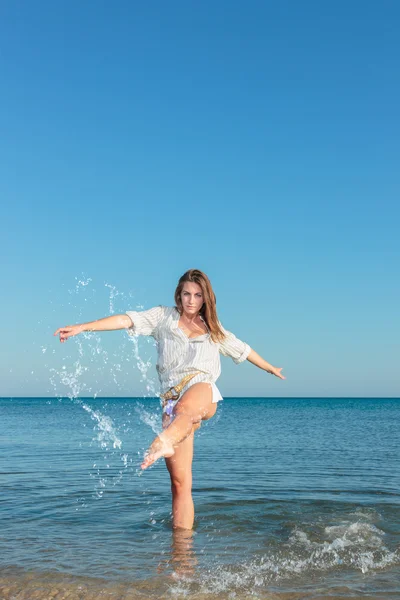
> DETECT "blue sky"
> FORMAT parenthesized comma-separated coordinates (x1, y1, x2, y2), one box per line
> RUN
(1, 1, 399, 397)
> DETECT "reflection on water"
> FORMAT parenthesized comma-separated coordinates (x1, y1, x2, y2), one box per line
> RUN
(170, 528, 198, 576)
(157, 528, 197, 578)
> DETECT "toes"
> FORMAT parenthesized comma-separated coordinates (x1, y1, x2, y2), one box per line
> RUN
(141, 455, 154, 470)
(141, 449, 161, 470)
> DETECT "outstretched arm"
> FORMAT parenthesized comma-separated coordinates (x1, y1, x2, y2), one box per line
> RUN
(54, 314, 132, 343)
(246, 349, 285, 380)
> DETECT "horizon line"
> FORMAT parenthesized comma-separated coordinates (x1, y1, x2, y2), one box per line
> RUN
(1, 396, 399, 400)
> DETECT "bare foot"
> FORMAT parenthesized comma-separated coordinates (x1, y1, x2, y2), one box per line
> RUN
(141, 434, 175, 470)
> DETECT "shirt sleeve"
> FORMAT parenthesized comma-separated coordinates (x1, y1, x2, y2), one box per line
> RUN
(219, 327, 252, 364)
(125, 305, 167, 337)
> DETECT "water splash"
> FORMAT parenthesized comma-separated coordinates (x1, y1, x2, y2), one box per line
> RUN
(104, 282, 125, 315)
(126, 331, 163, 439)
(135, 402, 161, 436)
(127, 334, 157, 394)
(48, 277, 163, 494)
(81, 403, 122, 450)
(48, 359, 126, 498)
(68, 275, 93, 303)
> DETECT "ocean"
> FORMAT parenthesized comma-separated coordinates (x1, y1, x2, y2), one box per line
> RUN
(1, 396, 399, 599)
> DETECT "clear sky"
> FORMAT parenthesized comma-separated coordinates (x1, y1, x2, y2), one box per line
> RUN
(1, 1, 399, 398)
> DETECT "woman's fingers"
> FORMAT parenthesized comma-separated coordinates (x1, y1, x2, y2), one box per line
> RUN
(54, 326, 71, 336)
(53, 326, 76, 342)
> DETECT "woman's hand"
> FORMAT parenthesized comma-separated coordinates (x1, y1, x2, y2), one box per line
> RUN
(53, 324, 85, 343)
(246, 350, 286, 379)
(270, 367, 285, 380)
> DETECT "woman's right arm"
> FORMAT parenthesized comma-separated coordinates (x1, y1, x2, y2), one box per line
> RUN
(54, 314, 133, 343)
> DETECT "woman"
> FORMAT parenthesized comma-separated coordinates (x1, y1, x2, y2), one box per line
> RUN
(54, 269, 285, 530)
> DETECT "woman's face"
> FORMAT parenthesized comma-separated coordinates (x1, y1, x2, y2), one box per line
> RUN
(181, 282, 204, 316)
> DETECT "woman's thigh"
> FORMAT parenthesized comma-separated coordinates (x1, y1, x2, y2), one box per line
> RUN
(173, 382, 216, 424)
(163, 411, 201, 434)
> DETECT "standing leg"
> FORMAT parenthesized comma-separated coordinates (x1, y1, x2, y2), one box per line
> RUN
(165, 427, 195, 530)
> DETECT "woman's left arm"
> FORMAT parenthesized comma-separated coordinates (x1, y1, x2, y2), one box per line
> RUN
(246, 349, 285, 380)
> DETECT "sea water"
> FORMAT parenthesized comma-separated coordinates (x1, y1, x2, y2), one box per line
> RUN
(1, 396, 399, 599)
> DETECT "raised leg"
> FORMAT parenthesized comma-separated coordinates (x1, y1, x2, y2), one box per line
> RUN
(141, 383, 216, 470)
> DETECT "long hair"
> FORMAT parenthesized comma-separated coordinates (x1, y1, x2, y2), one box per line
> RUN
(174, 269, 225, 343)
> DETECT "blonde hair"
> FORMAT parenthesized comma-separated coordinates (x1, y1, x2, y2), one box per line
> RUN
(174, 269, 225, 343)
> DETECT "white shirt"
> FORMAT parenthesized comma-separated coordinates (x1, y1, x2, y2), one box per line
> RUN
(126, 306, 251, 395)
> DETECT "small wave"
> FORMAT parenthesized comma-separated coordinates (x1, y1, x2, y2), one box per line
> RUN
(170, 518, 400, 596)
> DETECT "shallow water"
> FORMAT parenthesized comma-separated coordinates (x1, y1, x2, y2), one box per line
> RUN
(1, 397, 399, 598)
